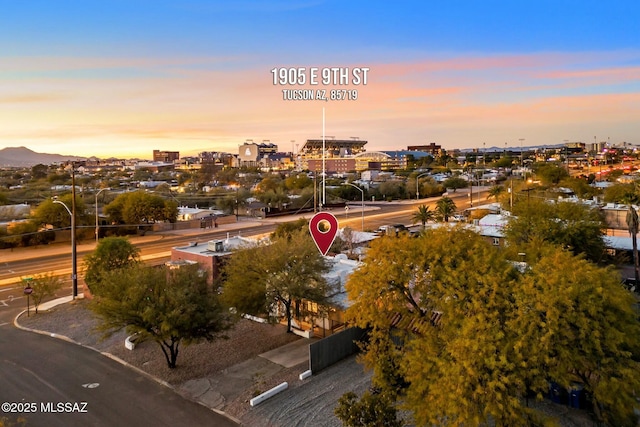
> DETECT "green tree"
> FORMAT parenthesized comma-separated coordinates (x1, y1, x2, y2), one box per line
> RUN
(346, 230, 533, 426)
(378, 181, 406, 201)
(603, 182, 639, 204)
(335, 391, 403, 427)
(442, 176, 468, 192)
(104, 191, 178, 225)
(84, 237, 140, 293)
(271, 218, 309, 240)
(505, 198, 606, 263)
(512, 249, 640, 425)
(534, 163, 570, 185)
(90, 263, 234, 369)
(345, 229, 640, 426)
(25, 273, 63, 314)
(487, 184, 505, 200)
(284, 173, 312, 190)
(5, 221, 54, 247)
(222, 231, 332, 332)
(32, 195, 89, 228)
(435, 196, 456, 222)
(557, 176, 599, 200)
(31, 163, 48, 180)
(411, 204, 434, 229)
(257, 174, 284, 193)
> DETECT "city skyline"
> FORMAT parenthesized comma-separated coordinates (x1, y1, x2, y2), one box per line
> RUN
(1, 1, 639, 159)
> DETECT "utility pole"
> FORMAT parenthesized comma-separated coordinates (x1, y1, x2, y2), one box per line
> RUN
(519, 138, 525, 180)
(70, 164, 77, 298)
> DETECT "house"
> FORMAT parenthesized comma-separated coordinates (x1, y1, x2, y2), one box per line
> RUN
(474, 213, 509, 247)
(169, 235, 257, 284)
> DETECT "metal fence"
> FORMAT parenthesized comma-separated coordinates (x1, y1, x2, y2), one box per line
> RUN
(309, 327, 366, 373)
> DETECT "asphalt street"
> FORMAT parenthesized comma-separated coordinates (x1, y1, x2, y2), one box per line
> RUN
(0, 291, 237, 426)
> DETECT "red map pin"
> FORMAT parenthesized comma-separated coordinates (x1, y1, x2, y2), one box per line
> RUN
(309, 212, 339, 256)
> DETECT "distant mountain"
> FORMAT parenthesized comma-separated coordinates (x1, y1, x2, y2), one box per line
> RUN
(0, 146, 85, 167)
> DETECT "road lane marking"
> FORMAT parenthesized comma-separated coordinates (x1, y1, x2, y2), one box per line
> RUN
(82, 383, 100, 389)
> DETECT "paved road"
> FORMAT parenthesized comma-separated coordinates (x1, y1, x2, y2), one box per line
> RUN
(0, 191, 485, 288)
(0, 292, 237, 426)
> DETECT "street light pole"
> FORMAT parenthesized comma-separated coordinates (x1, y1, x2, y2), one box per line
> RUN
(53, 198, 77, 299)
(519, 138, 525, 180)
(95, 187, 110, 244)
(343, 182, 364, 231)
(416, 172, 430, 200)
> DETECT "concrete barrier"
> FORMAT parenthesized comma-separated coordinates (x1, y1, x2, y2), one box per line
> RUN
(299, 370, 312, 381)
(249, 382, 288, 407)
(125, 333, 138, 350)
(292, 328, 313, 338)
(242, 314, 268, 324)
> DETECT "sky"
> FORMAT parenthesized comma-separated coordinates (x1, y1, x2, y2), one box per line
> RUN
(1, 0, 639, 159)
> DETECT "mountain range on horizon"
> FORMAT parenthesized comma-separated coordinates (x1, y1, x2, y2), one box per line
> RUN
(0, 146, 86, 167)
(0, 142, 574, 169)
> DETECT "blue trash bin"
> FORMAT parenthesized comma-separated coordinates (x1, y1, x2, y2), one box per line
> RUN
(548, 382, 568, 405)
(569, 383, 584, 409)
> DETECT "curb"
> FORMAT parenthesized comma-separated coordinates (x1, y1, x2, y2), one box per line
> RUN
(13, 304, 242, 426)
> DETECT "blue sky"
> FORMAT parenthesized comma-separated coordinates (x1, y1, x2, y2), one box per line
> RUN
(1, 1, 639, 158)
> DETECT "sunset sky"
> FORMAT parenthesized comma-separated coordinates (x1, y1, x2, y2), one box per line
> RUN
(1, 1, 639, 159)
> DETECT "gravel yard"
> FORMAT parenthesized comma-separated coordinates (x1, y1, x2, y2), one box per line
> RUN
(16, 300, 598, 427)
(17, 299, 299, 388)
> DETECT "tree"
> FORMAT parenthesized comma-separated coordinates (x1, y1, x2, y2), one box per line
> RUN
(222, 231, 332, 332)
(505, 198, 606, 264)
(335, 391, 403, 427)
(603, 182, 639, 204)
(442, 176, 468, 192)
(534, 163, 570, 185)
(284, 173, 312, 190)
(346, 230, 533, 425)
(32, 195, 89, 228)
(25, 273, 63, 314)
(345, 229, 640, 426)
(435, 196, 456, 222)
(84, 237, 140, 293)
(5, 221, 54, 247)
(104, 191, 178, 226)
(627, 205, 640, 284)
(271, 218, 309, 240)
(487, 184, 505, 200)
(411, 204, 434, 229)
(90, 263, 234, 369)
(512, 249, 640, 425)
(31, 163, 48, 180)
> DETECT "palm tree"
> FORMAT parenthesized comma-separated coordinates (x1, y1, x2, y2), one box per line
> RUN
(412, 204, 434, 229)
(626, 204, 639, 285)
(487, 185, 505, 200)
(435, 196, 457, 222)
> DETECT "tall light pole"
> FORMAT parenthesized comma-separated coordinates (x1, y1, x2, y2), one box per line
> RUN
(95, 187, 110, 244)
(519, 138, 525, 180)
(416, 172, 430, 200)
(343, 182, 364, 231)
(53, 198, 77, 299)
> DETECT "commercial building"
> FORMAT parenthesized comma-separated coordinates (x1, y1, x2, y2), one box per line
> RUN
(153, 150, 180, 163)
